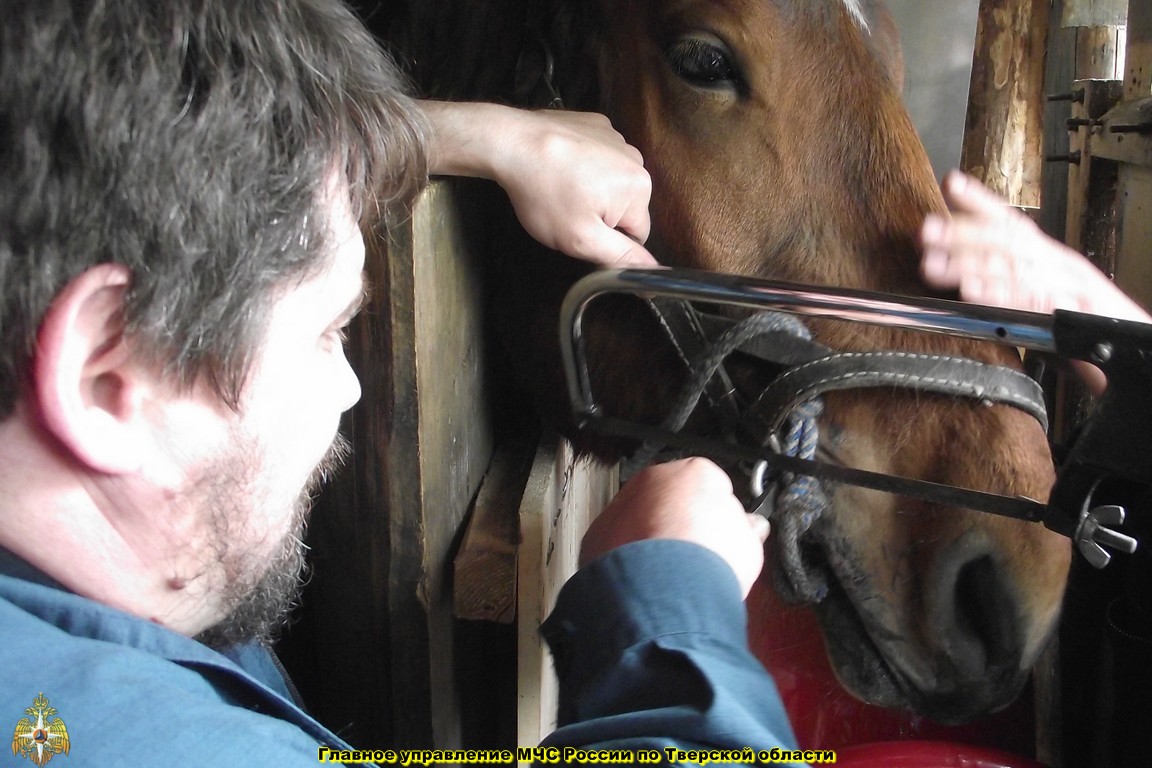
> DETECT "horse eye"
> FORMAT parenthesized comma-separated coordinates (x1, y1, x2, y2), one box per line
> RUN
(666, 37, 741, 90)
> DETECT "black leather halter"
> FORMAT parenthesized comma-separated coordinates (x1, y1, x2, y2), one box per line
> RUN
(567, 270, 1048, 508)
(630, 294, 1051, 602)
(645, 296, 1048, 442)
(560, 268, 1140, 572)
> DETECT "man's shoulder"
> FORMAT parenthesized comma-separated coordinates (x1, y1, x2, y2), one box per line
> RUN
(1, 586, 326, 765)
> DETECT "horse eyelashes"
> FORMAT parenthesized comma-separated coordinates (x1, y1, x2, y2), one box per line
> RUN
(666, 37, 740, 89)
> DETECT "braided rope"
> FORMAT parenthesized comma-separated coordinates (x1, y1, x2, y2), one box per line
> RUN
(773, 399, 830, 603)
(624, 308, 829, 603)
(622, 309, 810, 476)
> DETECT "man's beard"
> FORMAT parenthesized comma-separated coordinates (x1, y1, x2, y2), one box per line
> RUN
(195, 431, 351, 650)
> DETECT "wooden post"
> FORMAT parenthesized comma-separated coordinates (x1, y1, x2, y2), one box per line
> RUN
(962, 0, 1052, 207)
(516, 437, 618, 752)
(1110, 0, 1152, 309)
(279, 178, 500, 748)
(454, 439, 537, 623)
(1124, 0, 1152, 100)
(1040, 0, 1076, 241)
(1065, 80, 1124, 259)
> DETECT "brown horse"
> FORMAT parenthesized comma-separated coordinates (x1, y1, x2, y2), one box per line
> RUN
(383, 0, 1072, 725)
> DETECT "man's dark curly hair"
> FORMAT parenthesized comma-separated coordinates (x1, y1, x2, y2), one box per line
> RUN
(0, 0, 428, 417)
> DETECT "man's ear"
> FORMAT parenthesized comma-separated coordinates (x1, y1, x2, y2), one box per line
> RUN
(33, 263, 153, 474)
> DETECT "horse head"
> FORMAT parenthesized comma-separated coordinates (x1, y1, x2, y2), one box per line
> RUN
(527, 0, 1071, 723)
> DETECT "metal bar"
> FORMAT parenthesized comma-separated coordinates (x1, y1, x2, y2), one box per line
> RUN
(560, 267, 1059, 420)
(584, 415, 1050, 523)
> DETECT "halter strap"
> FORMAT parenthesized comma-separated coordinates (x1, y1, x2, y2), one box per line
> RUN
(635, 297, 1050, 602)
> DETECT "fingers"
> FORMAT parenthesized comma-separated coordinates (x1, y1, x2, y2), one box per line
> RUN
(546, 210, 657, 267)
(580, 457, 766, 598)
(611, 190, 653, 251)
(919, 173, 1046, 310)
(748, 513, 771, 544)
(920, 212, 1033, 289)
(921, 169, 1152, 386)
(919, 214, 960, 287)
(564, 167, 656, 267)
(582, 228, 659, 268)
(940, 170, 1012, 219)
(490, 107, 658, 268)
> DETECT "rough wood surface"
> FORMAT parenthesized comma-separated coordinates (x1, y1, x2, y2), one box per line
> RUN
(278, 178, 499, 748)
(388, 179, 497, 746)
(1125, 0, 1152, 99)
(1074, 26, 1125, 79)
(963, 0, 1052, 207)
(454, 438, 536, 623)
(516, 437, 618, 749)
(1112, 3, 1152, 309)
(1062, 0, 1130, 27)
(1065, 79, 1124, 259)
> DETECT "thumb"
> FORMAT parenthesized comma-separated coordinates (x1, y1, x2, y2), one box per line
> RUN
(579, 225, 660, 268)
(748, 513, 771, 543)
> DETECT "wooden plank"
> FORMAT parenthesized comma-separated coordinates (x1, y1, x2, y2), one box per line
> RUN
(1062, 0, 1129, 26)
(962, 0, 1052, 207)
(1090, 97, 1152, 168)
(1076, 26, 1125, 79)
(454, 438, 536, 623)
(1039, 13, 1077, 241)
(1066, 79, 1125, 254)
(400, 178, 497, 746)
(517, 437, 618, 753)
(282, 177, 499, 749)
(1113, 164, 1152, 309)
(1111, 2, 1152, 309)
(1125, 0, 1152, 99)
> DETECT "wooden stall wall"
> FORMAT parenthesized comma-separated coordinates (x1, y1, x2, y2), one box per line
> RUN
(277, 177, 515, 748)
(278, 0, 619, 751)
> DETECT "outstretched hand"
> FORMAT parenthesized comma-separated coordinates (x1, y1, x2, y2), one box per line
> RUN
(920, 171, 1146, 320)
(919, 171, 1150, 395)
(422, 101, 657, 268)
(580, 458, 769, 598)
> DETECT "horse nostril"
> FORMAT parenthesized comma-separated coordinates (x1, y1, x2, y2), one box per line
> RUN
(950, 554, 1018, 675)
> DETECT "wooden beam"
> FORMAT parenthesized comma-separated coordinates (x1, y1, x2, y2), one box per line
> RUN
(1125, 0, 1152, 99)
(1113, 0, 1152, 310)
(1062, 0, 1129, 27)
(280, 178, 500, 749)
(1066, 80, 1125, 255)
(962, 0, 1052, 207)
(454, 438, 536, 623)
(517, 437, 618, 749)
(1076, 25, 1126, 79)
(1038, 0, 1076, 241)
(384, 179, 498, 746)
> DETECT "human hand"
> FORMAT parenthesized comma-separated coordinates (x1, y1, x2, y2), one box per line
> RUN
(920, 171, 1146, 320)
(487, 108, 657, 267)
(919, 170, 1151, 395)
(580, 458, 769, 598)
(422, 101, 657, 267)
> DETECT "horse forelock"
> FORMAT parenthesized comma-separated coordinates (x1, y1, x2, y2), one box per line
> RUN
(787, 0, 871, 34)
(838, 0, 870, 33)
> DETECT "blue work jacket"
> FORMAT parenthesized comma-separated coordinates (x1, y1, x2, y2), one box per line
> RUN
(0, 541, 801, 766)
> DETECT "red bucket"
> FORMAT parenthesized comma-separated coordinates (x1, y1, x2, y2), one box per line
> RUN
(747, 581, 1041, 760)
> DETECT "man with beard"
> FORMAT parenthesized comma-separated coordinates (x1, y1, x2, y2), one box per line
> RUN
(0, 0, 794, 765)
